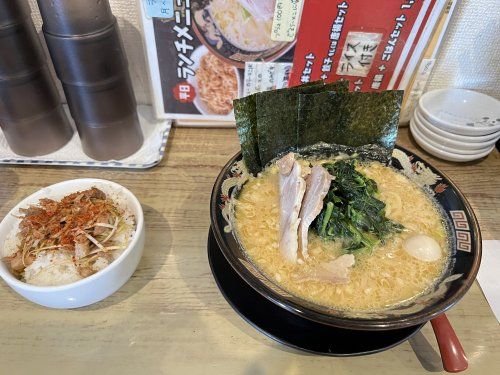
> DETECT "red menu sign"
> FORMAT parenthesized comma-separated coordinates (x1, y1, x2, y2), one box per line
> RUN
(289, 0, 428, 91)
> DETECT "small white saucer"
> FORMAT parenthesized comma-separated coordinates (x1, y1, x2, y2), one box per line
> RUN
(413, 112, 498, 151)
(410, 119, 495, 162)
(418, 89, 500, 136)
(414, 109, 500, 144)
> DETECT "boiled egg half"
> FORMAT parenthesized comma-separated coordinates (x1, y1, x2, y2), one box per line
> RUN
(403, 234, 442, 262)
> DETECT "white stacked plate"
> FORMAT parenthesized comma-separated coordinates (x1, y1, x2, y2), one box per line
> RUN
(410, 89, 500, 162)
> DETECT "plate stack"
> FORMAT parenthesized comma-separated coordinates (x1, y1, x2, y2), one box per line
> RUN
(410, 89, 500, 162)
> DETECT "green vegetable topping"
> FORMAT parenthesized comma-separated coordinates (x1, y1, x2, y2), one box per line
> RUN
(315, 160, 404, 253)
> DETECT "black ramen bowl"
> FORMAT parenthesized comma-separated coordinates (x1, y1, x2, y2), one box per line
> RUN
(210, 146, 482, 331)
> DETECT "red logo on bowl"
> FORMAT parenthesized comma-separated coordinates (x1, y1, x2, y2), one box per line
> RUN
(173, 82, 195, 103)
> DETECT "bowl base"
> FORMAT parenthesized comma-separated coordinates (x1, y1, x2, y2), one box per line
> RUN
(208, 227, 424, 357)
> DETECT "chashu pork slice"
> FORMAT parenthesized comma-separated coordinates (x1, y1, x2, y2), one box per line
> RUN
(295, 254, 355, 284)
(298, 165, 332, 258)
(278, 153, 307, 263)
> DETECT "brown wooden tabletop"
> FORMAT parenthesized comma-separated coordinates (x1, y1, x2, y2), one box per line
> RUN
(0, 127, 498, 374)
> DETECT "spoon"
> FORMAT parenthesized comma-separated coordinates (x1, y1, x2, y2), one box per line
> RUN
(430, 314, 468, 372)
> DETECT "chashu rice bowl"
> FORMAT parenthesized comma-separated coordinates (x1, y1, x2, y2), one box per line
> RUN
(2, 185, 136, 287)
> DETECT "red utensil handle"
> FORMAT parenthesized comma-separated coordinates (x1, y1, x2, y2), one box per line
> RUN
(431, 314, 468, 373)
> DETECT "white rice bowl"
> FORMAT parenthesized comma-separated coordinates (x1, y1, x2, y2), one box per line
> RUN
(0, 179, 144, 308)
(1, 184, 136, 286)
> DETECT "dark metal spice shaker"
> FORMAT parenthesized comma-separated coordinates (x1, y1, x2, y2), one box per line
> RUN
(0, 16, 44, 77)
(77, 113, 144, 161)
(36, 0, 114, 36)
(42, 21, 128, 84)
(0, 0, 30, 28)
(37, 0, 143, 161)
(0, 0, 73, 156)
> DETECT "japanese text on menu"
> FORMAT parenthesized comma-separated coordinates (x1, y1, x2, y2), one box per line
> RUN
(173, 0, 194, 102)
(296, 0, 418, 91)
(174, 0, 194, 80)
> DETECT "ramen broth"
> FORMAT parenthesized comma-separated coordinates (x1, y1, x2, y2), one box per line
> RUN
(234, 159, 449, 311)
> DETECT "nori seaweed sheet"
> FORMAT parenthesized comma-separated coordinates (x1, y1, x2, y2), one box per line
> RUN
(296, 80, 349, 152)
(234, 94, 260, 175)
(255, 80, 349, 167)
(233, 81, 335, 174)
(297, 90, 403, 161)
(297, 142, 390, 164)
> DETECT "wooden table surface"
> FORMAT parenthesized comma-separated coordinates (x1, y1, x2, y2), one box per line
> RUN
(0, 127, 498, 374)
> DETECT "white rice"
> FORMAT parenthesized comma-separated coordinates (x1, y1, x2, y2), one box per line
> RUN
(24, 251, 81, 286)
(2, 226, 19, 258)
(2, 186, 136, 286)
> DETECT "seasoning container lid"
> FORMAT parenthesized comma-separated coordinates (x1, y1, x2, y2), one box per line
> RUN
(36, 0, 114, 36)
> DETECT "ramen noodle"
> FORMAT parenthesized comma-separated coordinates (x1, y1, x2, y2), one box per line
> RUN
(196, 53, 238, 115)
(208, 0, 280, 51)
(234, 159, 450, 312)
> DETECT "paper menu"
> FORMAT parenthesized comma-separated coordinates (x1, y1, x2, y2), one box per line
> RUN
(138, 0, 453, 124)
(243, 62, 293, 96)
(289, 0, 430, 90)
(399, 0, 458, 123)
(477, 240, 500, 323)
(140, 0, 295, 122)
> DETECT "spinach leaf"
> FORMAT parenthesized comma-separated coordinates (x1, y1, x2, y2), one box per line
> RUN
(315, 160, 404, 253)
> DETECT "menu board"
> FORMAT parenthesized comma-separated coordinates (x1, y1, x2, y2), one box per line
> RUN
(140, 0, 296, 121)
(139, 0, 451, 123)
(289, 0, 435, 91)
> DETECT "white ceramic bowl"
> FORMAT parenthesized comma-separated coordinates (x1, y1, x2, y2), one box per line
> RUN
(418, 88, 500, 136)
(412, 112, 497, 151)
(410, 120, 495, 162)
(0, 179, 145, 308)
(414, 108, 500, 144)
